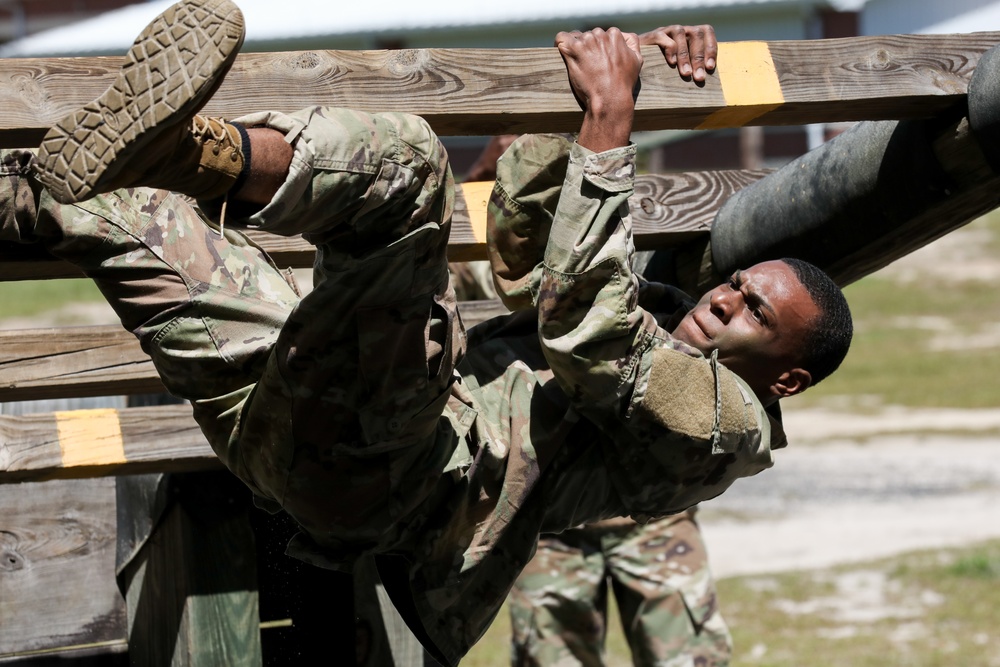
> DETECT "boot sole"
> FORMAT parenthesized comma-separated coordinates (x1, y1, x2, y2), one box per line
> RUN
(35, 0, 245, 204)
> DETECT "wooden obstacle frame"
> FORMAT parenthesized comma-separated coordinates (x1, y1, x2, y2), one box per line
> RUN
(2, 33, 1000, 664)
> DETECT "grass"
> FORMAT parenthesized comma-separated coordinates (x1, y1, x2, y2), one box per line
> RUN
(721, 540, 1000, 667)
(791, 275, 1000, 408)
(790, 212, 1000, 409)
(0, 278, 105, 319)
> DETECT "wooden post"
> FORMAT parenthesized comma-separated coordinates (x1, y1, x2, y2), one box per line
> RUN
(117, 394, 262, 667)
(0, 399, 127, 662)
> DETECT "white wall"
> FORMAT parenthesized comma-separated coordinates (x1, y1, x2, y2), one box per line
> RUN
(862, 0, 1000, 34)
(252, 9, 812, 52)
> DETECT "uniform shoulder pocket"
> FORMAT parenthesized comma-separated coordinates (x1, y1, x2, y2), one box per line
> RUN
(637, 347, 759, 454)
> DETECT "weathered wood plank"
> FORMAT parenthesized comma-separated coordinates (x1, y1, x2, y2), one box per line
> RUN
(121, 474, 261, 667)
(0, 326, 162, 399)
(0, 170, 767, 281)
(0, 405, 219, 483)
(0, 34, 995, 146)
(0, 301, 511, 403)
(0, 477, 125, 657)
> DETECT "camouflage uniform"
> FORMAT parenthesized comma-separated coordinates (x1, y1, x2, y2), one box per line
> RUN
(1, 114, 780, 666)
(510, 511, 731, 667)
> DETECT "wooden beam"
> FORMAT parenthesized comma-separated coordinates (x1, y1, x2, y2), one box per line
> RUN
(0, 300, 511, 403)
(0, 325, 163, 400)
(0, 34, 995, 146)
(0, 170, 767, 281)
(0, 405, 220, 483)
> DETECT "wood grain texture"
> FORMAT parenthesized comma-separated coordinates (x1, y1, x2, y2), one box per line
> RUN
(122, 486, 261, 666)
(0, 170, 766, 281)
(0, 300, 511, 404)
(0, 477, 125, 657)
(0, 326, 161, 401)
(0, 405, 219, 482)
(0, 33, 995, 147)
(631, 170, 771, 249)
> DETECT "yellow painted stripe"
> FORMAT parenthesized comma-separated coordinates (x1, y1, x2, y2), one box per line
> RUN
(55, 409, 126, 468)
(459, 181, 494, 244)
(698, 41, 784, 130)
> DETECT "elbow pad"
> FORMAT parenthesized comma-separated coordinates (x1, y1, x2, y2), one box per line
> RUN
(637, 347, 760, 455)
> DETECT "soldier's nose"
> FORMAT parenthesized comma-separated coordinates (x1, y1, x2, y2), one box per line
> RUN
(710, 289, 733, 322)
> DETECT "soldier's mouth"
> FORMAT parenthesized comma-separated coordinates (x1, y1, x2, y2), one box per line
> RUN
(691, 310, 713, 341)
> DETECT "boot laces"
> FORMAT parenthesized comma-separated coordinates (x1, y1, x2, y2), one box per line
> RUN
(191, 116, 240, 161)
(191, 115, 238, 236)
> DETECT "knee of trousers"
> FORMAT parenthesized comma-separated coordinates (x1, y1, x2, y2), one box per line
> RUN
(379, 112, 451, 185)
(227, 107, 454, 240)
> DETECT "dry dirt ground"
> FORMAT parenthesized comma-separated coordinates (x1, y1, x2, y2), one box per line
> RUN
(699, 413, 1000, 578)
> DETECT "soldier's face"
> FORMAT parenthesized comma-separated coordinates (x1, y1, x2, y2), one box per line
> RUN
(672, 260, 819, 400)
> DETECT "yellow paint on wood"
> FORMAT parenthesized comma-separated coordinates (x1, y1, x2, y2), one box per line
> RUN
(698, 41, 784, 130)
(459, 181, 494, 244)
(55, 409, 126, 468)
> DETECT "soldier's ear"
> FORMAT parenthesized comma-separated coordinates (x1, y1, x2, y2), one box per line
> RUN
(771, 368, 811, 398)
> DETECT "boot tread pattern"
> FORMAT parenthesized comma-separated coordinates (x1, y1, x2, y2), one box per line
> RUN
(36, 0, 245, 204)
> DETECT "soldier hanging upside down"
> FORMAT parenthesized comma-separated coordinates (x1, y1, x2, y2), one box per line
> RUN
(4, 0, 852, 664)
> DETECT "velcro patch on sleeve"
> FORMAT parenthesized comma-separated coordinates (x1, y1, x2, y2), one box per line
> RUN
(639, 347, 759, 451)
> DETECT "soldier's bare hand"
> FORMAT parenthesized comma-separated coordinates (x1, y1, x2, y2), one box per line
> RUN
(639, 25, 717, 83)
(555, 27, 643, 153)
(555, 27, 643, 117)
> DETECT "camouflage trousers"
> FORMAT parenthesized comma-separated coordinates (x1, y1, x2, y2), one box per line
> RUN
(509, 511, 732, 667)
(0, 107, 464, 560)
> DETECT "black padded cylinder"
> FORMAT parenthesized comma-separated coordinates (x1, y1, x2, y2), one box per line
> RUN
(969, 44, 1000, 172)
(710, 117, 955, 283)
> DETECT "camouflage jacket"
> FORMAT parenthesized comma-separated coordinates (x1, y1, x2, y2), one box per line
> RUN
(399, 136, 783, 665)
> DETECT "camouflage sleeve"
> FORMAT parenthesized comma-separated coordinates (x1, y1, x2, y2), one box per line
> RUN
(537, 142, 774, 518)
(486, 133, 574, 311)
(536, 140, 658, 417)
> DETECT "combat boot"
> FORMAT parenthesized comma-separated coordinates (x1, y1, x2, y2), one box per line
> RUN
(34, 0, 246, 204)
(48, 113, 249, 202)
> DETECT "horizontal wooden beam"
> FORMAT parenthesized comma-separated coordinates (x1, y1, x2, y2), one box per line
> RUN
(0, 298, 509, 482)
(0, 170, 767, 281)
(0, 33, 995, 147)
(0, 405, 219, 483)
(0, 325, 161, 400)
(0, 301, 510, 403)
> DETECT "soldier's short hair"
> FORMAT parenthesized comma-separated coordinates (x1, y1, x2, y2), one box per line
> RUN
(781, 257, 852, 385)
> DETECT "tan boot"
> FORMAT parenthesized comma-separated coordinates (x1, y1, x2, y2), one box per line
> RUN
(72, 113, 248, 201)
(34, 0, 245, 204)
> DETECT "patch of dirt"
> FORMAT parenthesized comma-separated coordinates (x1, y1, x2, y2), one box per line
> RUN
(701, 408, 1000, 579)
